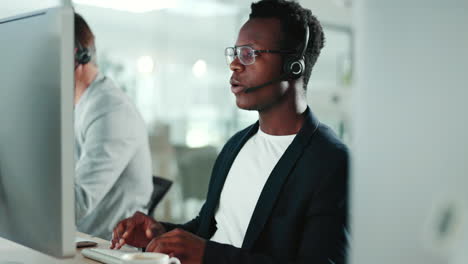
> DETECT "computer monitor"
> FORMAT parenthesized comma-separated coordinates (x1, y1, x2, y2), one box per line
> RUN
(352, 1, 468, 264)
(0, 4, 75, 258)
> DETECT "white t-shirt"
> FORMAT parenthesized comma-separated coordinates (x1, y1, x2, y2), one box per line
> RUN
(210, 128, 296, 247)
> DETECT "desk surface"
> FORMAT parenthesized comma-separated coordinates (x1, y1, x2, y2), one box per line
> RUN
(0, 232, 116, 263)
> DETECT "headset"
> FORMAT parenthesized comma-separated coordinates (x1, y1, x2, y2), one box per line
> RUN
(244, 25, 310, 93)
(283, 24, 309, 80)
(75, 39, 91, 66)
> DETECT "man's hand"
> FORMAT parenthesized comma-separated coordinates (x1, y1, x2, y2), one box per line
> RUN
(146, 228, 206, 264)
(110, 211, 166, 249)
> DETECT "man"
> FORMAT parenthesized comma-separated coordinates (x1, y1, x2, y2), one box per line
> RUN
(111, 1, 348, 263)
(74, 13, 153, 239)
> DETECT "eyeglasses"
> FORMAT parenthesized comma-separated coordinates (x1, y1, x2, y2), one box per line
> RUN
(225, 45, 296, 66)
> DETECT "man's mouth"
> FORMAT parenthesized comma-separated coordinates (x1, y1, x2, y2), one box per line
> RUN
(230, 79, 245, 94)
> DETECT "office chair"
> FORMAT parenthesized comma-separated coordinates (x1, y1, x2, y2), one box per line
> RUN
(147, 176, 173, 216)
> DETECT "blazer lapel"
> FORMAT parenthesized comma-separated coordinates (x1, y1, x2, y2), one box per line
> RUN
(199, 122, 260, 237)
(242, 107, 319, 249)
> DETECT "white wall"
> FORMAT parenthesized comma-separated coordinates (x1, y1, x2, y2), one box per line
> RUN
(300, 0, 351, 26)
(352, 1, 468, 263)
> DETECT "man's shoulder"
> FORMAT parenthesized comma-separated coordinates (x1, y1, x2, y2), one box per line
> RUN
(89, 77, 131, 107)
(306, 123, 349, 162)
(81, 76, 138, 119)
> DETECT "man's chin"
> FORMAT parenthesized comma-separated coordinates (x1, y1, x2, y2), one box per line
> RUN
(236, 99, 258, 111)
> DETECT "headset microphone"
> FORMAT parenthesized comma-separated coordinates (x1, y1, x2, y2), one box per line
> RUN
(243, 72, 290, 94)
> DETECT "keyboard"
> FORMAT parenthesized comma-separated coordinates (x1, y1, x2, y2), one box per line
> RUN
(82, 248, 139, 264)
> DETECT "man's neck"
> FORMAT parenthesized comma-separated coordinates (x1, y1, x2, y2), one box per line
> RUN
(74, 64, 99, 105)
(258, 88, 308, 136)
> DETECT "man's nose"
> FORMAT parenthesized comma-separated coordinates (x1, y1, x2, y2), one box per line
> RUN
(230, 56, 245, 72)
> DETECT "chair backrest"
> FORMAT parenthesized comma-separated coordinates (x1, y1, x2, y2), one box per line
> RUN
(147, 176, 173, 216)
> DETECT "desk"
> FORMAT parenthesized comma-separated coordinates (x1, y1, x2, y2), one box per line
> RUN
(0, 232, 113, 264)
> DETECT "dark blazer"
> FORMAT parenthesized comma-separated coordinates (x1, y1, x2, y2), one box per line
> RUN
(164, 107, 349, 264)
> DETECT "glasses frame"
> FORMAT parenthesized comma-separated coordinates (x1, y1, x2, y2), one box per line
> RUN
(225, 45, 296, 66)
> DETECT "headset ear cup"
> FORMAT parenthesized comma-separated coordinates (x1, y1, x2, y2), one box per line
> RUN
(291, 58, 305, 79)
(81, 52, 91, 64)
(283, 56, 304, 80)
(75, 46, 91, 65)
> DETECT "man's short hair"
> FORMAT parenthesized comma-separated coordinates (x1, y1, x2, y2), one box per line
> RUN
(74, 12, 97, 65)
(249, 0, 325, 89)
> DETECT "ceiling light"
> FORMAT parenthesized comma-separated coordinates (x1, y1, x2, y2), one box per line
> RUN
(72, 0, 179, 13)
(192, 59, 207, 78)
(137, 56, 154, 74)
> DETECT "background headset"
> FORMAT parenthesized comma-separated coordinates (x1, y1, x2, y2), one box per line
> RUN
(75, 39, 91, 66)
(244, 24, 310, 93)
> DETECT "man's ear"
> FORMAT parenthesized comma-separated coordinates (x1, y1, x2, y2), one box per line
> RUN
(75, 63, 83, 74)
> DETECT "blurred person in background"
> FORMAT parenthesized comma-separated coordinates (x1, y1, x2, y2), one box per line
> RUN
(74, 12, 153, 240)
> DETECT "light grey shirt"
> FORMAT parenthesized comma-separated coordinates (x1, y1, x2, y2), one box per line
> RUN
(74, 73, 152, 239)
